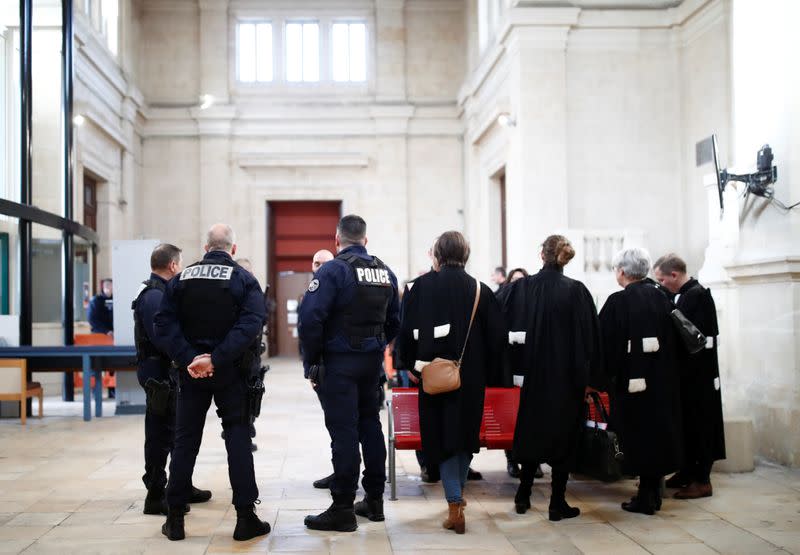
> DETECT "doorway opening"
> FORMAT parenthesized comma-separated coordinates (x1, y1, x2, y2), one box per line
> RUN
(266, 201, 342, 356)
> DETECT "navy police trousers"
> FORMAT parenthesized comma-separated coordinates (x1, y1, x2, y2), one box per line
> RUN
(166, 373, 258, 507)
(319, 354, 387, 502)
(137, 360, 174, 492)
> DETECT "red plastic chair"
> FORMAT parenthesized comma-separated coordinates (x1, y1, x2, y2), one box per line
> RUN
(482, 387, 520, 449)
(387, 386, 523, 500)
(387, 388, 420, 500)
(587, 391, 611, 423)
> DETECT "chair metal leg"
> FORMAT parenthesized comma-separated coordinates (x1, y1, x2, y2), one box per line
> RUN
(389, 438, 397, 501)
(387, 398, 398, 501)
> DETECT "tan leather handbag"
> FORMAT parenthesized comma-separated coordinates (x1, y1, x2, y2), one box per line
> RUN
(421, 278, 481, 395)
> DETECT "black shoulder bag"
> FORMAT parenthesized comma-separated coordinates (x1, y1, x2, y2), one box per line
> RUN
(575, 392, 624, 482)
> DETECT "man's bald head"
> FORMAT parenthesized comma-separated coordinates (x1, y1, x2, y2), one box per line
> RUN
(312, 249, 334, 273)
(205, 223, 237, 255)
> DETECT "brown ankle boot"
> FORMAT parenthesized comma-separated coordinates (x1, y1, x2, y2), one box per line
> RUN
(442, 502, 465, 534)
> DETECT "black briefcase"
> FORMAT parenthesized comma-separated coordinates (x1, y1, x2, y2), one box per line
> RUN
(575, 392, 624, 483)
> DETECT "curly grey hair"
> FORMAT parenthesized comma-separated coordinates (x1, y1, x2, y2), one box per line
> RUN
(612, 247, 652, 280)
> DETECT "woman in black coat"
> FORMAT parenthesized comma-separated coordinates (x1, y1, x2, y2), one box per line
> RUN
(395, 231, 507, 534)
(599, 247, 684, 515)
(503, 235, 601, 521)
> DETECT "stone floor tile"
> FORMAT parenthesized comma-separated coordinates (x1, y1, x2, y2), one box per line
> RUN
(3, 358, 800, 554)
(558, 522, 650, 554)
(674, 518, 790, 554)
(0, 539, 34, 554)
(5, 512, 70, 527)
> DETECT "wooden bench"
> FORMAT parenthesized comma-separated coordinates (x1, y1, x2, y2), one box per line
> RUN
(386, 387, 520, 500)
(0, 358, 43, 425)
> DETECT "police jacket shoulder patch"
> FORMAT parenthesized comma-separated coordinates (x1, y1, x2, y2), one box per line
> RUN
(308, 279, 320, 292)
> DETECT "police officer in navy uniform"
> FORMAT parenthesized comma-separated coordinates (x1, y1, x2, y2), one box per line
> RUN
(299, 215, 400, 532)
(132, 243, 212, 516)
(88, 278, 114, 334)
(154, 224, 270, 542)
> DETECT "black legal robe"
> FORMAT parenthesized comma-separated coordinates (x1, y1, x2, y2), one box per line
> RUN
(395, 265, 508, 466)
(503, 266, 602, 467)
(675, 278, 726, 464)
(599, 280, 684, 476)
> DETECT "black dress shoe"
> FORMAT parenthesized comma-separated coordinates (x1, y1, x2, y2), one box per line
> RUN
(233, 505, 271, 541)
(548, 499, 580, 521)
(507, 462, 521, 479)
(622, 495, 656, 516)
(304, 504, 358, 532)
(354, 495, 385, 522)
(161, 506, 185, 541)
(467, 467, 483, 481)
(665, 472, 690, 489)
(190, 486, 212, 504)
(420, 466, 440, 483)
(313, 473, 335, 489)
(514, 485, 532, 515)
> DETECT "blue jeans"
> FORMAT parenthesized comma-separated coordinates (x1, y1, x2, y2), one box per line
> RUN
(397, 370, 410, 387)
(439, 452, 473, 503)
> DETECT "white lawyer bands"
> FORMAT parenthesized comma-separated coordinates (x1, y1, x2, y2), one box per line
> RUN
(180, 265, 233, 281)
(412, 324, 450, 341)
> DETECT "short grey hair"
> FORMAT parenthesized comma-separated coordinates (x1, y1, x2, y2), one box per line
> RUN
(206, 223, 236, 252)
(612, 247, 652, 280)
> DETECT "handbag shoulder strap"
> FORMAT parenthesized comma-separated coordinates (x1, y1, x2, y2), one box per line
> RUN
(457, 278, 481, 367)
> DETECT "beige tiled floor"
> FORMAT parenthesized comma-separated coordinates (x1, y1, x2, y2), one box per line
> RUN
(1, 358, 799, 554)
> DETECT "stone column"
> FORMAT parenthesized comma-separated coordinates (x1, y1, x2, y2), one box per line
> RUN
(198, 0, 230, 104)
(371, 105, 413, 279)
(504, 10, 577, 264)
(375, 0, 406, 102)
(193, 106, 235, 251)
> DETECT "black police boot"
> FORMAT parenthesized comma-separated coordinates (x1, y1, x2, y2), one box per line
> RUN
(233, 504, 271, 541)
(144, 488, 167, 516)
(313, 473, 335, 489)
(189, 486, 212, 504)
(161, 506, 185, 541)
(304, 496, 358, 532)
(145, 489, 190, 516)
(354, 495, 385, 522)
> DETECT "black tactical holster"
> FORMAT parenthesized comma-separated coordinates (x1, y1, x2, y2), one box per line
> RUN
(144, 377, 174, 417)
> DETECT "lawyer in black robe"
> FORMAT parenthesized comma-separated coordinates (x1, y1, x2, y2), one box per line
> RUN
(599, 247, 683, 515)
(654, 255, 726, 498)
(502, 236, 601, 521)
(675, 280, 726, 480)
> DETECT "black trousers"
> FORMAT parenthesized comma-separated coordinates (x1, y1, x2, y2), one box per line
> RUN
(319, 356, 386, 503)
(137, 361, 175, 492)
(166, 373, 257, 507)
